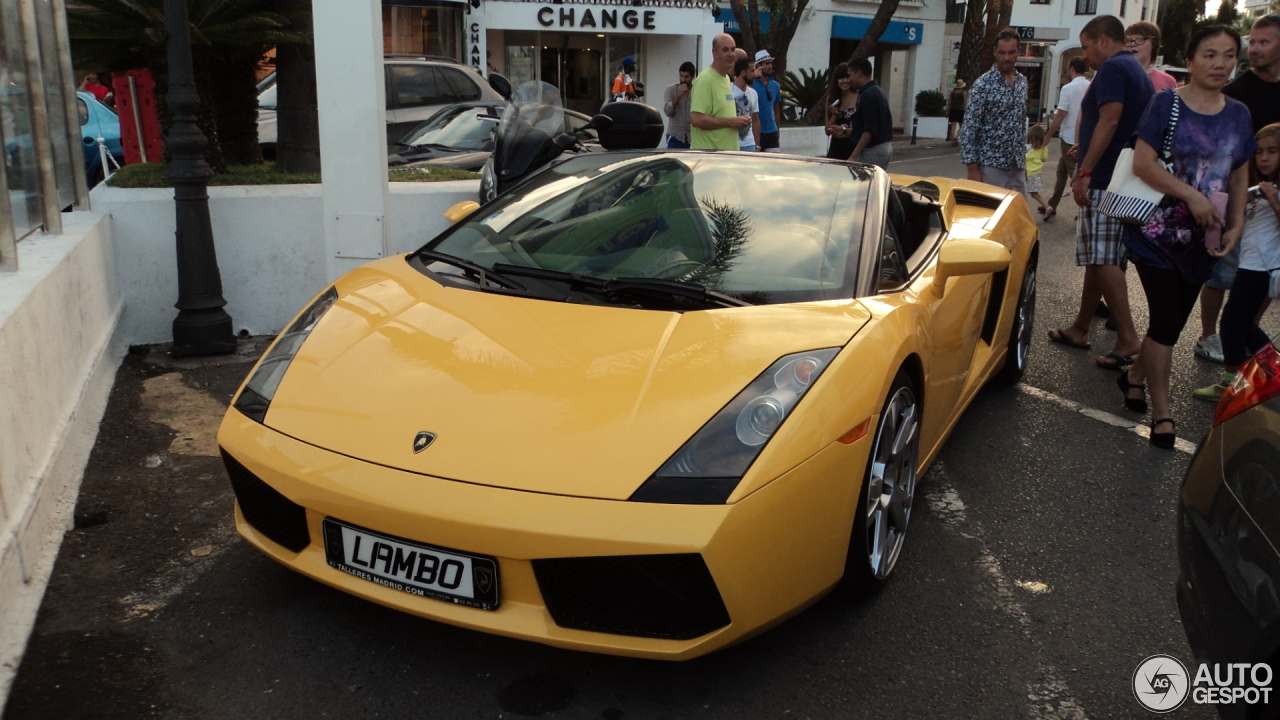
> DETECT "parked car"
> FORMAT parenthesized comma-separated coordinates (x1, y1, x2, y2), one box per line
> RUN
(257, 58, 504, 157)
(1178, 341, 1280, 719)
(388, 102, 602, 171)
(217, 150, 1039, 660)
(77, 90, 123, 185)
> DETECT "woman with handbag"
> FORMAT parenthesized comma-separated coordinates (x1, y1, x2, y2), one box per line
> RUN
(1194, 122, 1280, 400)
(1117, 24, 1254, 449)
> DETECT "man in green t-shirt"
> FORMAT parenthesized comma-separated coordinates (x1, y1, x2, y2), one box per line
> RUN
(690, 33, 750, 150)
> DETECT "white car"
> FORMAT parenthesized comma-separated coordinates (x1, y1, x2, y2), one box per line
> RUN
(258, 58, 504, 157)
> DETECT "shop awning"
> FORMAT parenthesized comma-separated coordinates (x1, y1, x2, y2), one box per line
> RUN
(831, 15, 922, 45)
(716, 8, 770, 32)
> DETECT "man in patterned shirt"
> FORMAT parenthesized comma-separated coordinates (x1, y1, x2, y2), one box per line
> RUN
(959, 28, 1028, 192)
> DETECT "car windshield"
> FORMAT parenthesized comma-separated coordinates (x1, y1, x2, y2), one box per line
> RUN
(401, 106, 499, 149)
(422, 153, 871, 305)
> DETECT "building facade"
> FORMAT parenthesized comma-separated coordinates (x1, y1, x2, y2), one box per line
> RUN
(944, 0, 1160, 125)
(379, 0, 950, 137)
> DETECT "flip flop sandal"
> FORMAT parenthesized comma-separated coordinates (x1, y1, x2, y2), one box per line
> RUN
(1048, 326, 1090, 350)
(1096, 352, 1135, 370)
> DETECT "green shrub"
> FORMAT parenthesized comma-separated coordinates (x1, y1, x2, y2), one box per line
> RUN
(915, 90, 947, 117)
(779, 68, 831, 122)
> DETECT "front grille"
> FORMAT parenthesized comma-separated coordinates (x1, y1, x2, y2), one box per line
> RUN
(221, 450, 311, 552)
(532, 554, 730, 640)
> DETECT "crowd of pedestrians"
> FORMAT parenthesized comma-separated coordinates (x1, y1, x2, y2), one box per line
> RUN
(655, 21, 1276, 449)
(664, 33, 897, 166)
(1006, 15, 1280, 449)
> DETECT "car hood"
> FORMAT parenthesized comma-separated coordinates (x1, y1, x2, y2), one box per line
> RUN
(264, 258, 870, 500)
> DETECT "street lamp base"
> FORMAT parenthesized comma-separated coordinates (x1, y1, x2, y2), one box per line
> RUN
(172, 309, 237, 356)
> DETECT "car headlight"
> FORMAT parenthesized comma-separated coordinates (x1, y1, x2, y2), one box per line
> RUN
(233, 287, 338, 423)
(629, 347, 841, 505)
(480, 158, 497, 203)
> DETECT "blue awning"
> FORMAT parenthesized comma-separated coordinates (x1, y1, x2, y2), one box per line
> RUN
(715, 8, 771, 33)
(831, 15, 922, 45)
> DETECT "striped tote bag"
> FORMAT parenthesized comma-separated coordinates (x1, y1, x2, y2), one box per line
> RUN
(1097, 92, 1181, 225)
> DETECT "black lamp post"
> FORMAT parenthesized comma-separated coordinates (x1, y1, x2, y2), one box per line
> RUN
(164, 0, 236, 356)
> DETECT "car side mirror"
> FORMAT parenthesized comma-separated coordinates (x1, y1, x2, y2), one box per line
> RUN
(444, 200, 481, 223)
(488, 73, 512, 100)
(553, 132, 578, 149)
(932, 238, 1011, 297)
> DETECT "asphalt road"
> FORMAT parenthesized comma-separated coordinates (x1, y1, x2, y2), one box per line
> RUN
(6, 143, 1275, 720)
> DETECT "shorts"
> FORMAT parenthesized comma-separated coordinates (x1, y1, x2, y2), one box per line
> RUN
(1204, 242, 1241, 290)
(1026, 173, 1043, 193)
(760, 131, 780, 151)
(979, 165, 1026, 194)
(666, 136, 690, 149)
(1076, 190, 1128, 268)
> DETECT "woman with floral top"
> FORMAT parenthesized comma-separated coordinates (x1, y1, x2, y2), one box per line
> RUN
(1117, 25, 1254, 449)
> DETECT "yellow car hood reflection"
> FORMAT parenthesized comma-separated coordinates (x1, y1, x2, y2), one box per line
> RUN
(265, 258, 871, 500)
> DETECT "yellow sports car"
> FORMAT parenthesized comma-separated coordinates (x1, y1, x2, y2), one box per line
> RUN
(218, 151, 1038, 660)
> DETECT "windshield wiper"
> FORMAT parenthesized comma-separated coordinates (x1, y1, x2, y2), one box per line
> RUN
(605, 277, 751, 308)
(491, 263, 608, 290)
(417, 250, 525, 291)
(491, 264, 749, 309)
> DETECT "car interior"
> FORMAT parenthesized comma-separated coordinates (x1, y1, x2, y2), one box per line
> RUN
(877, 184, 946, 292)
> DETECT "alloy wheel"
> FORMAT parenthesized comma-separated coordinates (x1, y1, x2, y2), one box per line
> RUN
(865, 385, 919, 580)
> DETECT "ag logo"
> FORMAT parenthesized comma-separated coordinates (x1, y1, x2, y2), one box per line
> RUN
(1133, 654, 1190, 713)
(412, 431, 437, 453)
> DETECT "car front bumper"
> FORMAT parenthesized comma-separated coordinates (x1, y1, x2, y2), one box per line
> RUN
(218, 409, 871, 660)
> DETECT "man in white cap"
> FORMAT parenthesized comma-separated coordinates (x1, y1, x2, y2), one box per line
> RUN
(752, 49, 782, 152)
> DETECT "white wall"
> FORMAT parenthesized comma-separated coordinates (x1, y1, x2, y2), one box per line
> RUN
(90, 181, 481, 344)
(0, 212, 124, 706)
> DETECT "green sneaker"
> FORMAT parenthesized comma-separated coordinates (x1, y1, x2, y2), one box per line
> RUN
(1193, 371, 1235, 401)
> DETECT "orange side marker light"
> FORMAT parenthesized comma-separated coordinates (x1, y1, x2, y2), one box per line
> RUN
(837, 418, 872, 444)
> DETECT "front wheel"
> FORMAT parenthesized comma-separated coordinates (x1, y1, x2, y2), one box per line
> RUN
(840, 370, 920, 598)
(993, 250, 1037, 385)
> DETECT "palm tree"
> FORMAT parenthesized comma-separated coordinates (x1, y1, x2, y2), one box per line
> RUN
(68, 0, 308, 169)
(728, 0, 810, 79)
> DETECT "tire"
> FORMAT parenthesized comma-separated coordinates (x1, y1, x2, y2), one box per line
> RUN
(993, 249, 1038, 385)
(840, 369, 920, 598)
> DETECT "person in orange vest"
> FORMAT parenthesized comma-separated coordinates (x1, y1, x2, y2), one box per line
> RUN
(611, 57, 642, 101)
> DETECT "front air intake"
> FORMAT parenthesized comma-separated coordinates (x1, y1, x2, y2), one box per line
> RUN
(221, 450, 311, 553)
(532, 554, 730, 640)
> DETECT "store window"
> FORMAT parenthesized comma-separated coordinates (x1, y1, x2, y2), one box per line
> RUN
(0, 0, 45, 242)
(35, 0, 74, 211)
(505, 31, 538, 87)
(383, 4, 462, 60)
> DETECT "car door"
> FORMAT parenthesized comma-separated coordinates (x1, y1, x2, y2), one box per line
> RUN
(386, 64, 457, 145)
(871, 189, 988, 451)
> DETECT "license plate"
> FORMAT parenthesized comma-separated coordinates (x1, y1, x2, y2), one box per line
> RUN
(321, 519, 499, 611)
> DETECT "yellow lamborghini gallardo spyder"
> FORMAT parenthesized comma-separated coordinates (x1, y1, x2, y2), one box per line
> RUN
(218, 151, 1038, 660)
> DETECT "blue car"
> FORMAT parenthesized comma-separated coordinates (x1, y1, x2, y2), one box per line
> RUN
(77, 90, 123, 185)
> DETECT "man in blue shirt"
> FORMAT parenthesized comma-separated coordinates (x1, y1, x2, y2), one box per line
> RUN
(846, 58, 893, 168)
(1048, 14, 1154, 368)
(752, 50, 782, 152)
